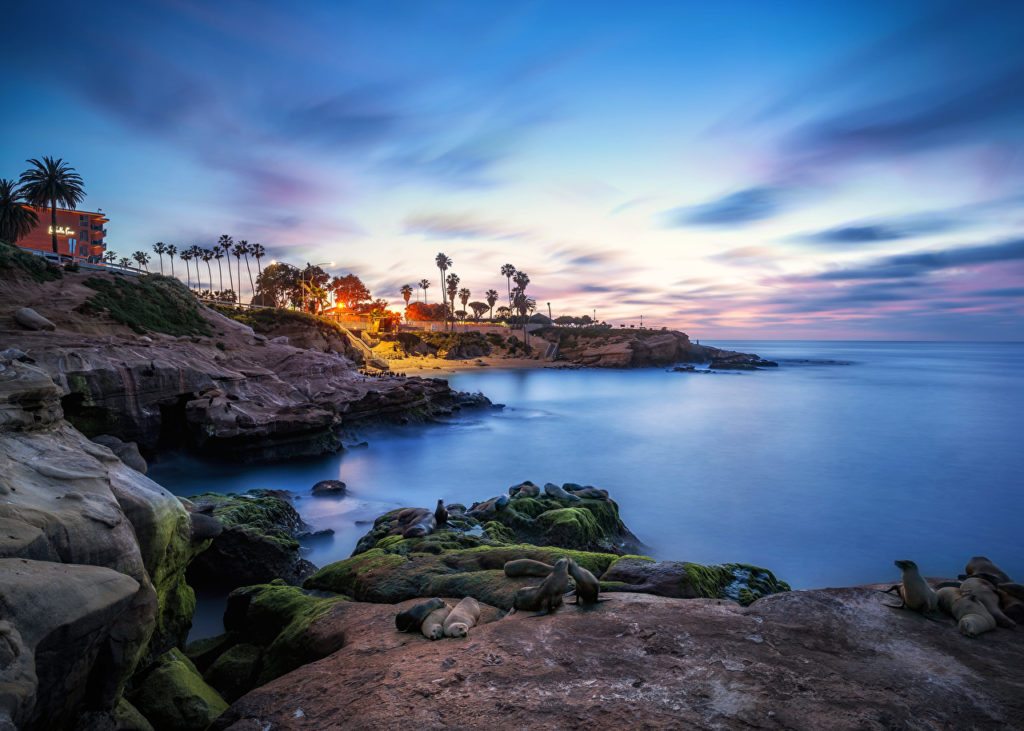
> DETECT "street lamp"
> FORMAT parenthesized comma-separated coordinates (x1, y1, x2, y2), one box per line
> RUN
(547, 302, 552, 320)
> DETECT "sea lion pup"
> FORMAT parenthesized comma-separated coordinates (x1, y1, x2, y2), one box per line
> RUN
(960, 556, 1012, 585)
(396, 598, 446, 632)
(421, 603, 452, 640)
(434, 499, 448, 526)
(544, 483, 580, 502)
(960, 577, 1016, 628)
(503, 558, 554, 578)
(511, 558, 571, 617)
(939, 586, 998, 638)
(883, 560, 939, 616)
(567, 559, 604, 607)
(443, 596, 481, 638)
(402, 511, 437, 538)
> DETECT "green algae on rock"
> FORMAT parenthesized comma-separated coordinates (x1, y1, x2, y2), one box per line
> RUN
(128, 648, 228, 731)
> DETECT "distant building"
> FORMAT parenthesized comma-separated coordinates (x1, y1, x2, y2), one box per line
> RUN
(16, 206, 108, 262)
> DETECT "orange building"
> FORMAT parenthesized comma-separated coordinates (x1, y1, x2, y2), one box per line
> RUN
(16, 206, 108, 261)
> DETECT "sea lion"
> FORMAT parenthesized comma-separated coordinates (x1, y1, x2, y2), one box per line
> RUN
(434, 499, 448, 526)
(503, 558, 554, 578)
(939, 586, 998, 637)
(509, 481, 540, 498)
(960, 577, 1015, 628)
(403, 511, 437, 538)
(421, 604, 452, 640)
(467, 494, 510, 520)
(568, 487, 609, 500)
(960, 556, 1012, 585)
(512, 558, 570, 617)
(544, 483, 580, 502)
(883, 560, 939, 616)
(396, 598, 446, 632)
(997, 585, 1024, 623)
(389, 507, 431, 535)
(567, 559, 603, 607)
(443, 596, 481, 638)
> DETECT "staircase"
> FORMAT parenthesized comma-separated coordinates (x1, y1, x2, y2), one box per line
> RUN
(337, 324, 390, 370)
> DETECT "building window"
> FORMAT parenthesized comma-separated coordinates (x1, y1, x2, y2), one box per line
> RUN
(68, 239, 76, 253)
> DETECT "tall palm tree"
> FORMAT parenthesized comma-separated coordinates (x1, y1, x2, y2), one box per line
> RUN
(458, 287, 470, 313)
(0, 179, 38, 243)
(213, 245, 225, 293)
(152, 242, 167, 274)
(419, 278, 430, 303)
(435, 253, 452, 329)
(103, 250, 116, 264)
(512, 289, 536, 345)
(239, 239, 255, 298)
(18, 157, 85, 255)
(189, 245, 205, 288)
(400, 284, 414, 308)
(132, 251, 150, 272)
(500, 263, 516, 317)
(231, 241, 247, 303)
(446, 273, 460, 332)
(513, 270, 530, 294)
(218, 235, 234, 299)
(250, 243, 266, 276)
(201, 248, 214, 294)
(485, 289, 499, 320)
(180, 248, 193, 288)
(167, 245, 177, 278)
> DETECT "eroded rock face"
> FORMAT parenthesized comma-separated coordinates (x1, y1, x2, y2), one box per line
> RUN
(213, 589, 1024, 729)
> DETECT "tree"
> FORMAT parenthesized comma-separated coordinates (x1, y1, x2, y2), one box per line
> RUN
(418, 278, 430, 303)
(513, 269, 530, 294)
(18, 157, 85, 255)
(167, 245, 177, 278)
(188, 245, 204, 288)
(132, 251, 150, 272)
(406, 301, 447, 321)
(485, 289, 498, 320)
(330, 273, 371, 310)
(232, 241, 248, 303)
(201, 248, 214, 294)
(239, 239, 255, 297)
(103, 250, 116, 264)
(446, 272, 460, 331)
(218, 235, 234, 300)
(250, 242, 266, 276)
(213, 245, 225, 292)
(500, 263, 516, 317)
(512, 289, 536, 345)
(455, 309, 467, 323)
(152, 242, 167, 274)
(300, 264, 332, 312)
(400, 284, 414, 308)
(180, 248, 193, 288)
(495, 305, 511, 320)
(118, 256, 131, 268)
(255, 262, 299, 307)
(470, 301, 489, 321)
(0, 179, 38, 243)
(435, 253, 452, 329)
(458, 287, 470, 312)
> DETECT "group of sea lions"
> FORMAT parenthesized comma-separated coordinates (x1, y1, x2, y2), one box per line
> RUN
(885, 556, 1023, 637)
(388, 499, 448, 539)
(504, 556, 605, 615)
(395, 596, 482, 640)
(507, 481, 611, 502)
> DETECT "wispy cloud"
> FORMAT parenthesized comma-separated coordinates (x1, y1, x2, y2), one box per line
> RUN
(664, 185, 805, 227)
(810, 237, 1024, 281)
(403, 213, 528, 240)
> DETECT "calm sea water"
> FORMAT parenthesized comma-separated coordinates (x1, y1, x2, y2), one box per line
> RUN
(151, 341, 1024, 602)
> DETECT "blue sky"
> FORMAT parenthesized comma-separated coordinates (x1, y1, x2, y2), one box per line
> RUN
(2, 0, 1023, 339)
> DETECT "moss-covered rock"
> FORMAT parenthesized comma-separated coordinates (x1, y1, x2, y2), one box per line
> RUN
(536, 507, 602, 548)
(203, 644, 261, 702)
(128, 648, 228, 731)
(600, 558, 790, 606)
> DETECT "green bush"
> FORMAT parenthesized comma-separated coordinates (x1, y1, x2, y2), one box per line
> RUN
(79, 274, 211, 336)
(0, 241, 62, 282)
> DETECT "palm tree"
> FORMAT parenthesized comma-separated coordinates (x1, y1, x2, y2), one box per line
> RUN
(189, 245, 205, 288)
(485, 289, 499, 320)
(180, 248, 193, 288)
(231, 241, 247, 303)
(435, 252, 452, 329)
(18, 157, 85, 255)
(500, 263, 516, 317)
(239, 239, 255, 298)
(400, 284, 414, 308)
(513, 270, 530, 294)
(446, 273, 460, 332)
(512, 289, 536, 345)
(419, 278, 430, 303)
(152, 242, 167, 274)
(103, 250, 116, 264)
(167, 245, 177, 278)
(250, 243, 266, 276)
(0, 179, 38, 243)
(218, 235, 234, 299)
(213, 245, 225, 292)
(118, 256, 131, 269)
(202, 248, 214, 294)
(132, 251, 150, 272)
(458, 287, 470, 313)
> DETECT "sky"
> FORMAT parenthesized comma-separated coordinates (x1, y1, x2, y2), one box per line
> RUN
(2, 0, 1023, 340)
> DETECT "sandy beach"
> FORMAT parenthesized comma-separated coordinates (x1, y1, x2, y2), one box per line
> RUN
(379, 353, 559, 377)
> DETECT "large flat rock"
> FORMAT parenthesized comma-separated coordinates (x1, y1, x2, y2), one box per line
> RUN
(213, 588, 1024, 729)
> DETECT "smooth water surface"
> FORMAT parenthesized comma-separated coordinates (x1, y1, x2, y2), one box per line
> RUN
(151, 341, 1024, 598)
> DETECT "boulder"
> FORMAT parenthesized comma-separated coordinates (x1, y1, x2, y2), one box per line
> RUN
(12, 307, 55, 331)
(0, 358, 63, 430)
(311, 479, 347, 497)
(128, 648, 227, 731)
(92, 434, 148, 474)
(601, 556, 790, 605)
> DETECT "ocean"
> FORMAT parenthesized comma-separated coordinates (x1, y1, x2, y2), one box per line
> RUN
(150, 340, 1024, 631)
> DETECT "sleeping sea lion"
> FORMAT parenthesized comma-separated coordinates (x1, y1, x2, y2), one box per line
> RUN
(443, 596, 481, 638)
(567, 487, 609, 500)
(467, 494, 510, 520)
(883, 560, 939, 616)
(544, 483, 580, 502)
(567, 559, 604, 607)
(997, 585, 1024, 623)
(960, 556, 1012, 585)
(960, 577, 1015, 628)
(396, 598, 446, 632)
(938, 586, 997, 637)
(421, 604, 451, 640)
(389, 507, 431, 535)
(402, 511, 436, 538)
(512, 558, 570, 617)
(434, 499, 448, 526)
(509, 481, 540, 498)
(503, 558, 554, 578)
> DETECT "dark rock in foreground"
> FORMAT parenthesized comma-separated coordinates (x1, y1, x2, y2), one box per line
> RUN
(212, 587, 1024, 730)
